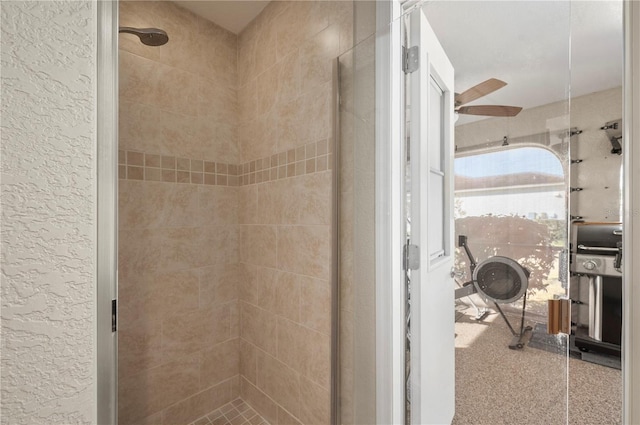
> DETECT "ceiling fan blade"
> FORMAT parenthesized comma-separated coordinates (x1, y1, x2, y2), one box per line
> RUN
(455, 78, 507, 106)
(457, 105, 523, 117)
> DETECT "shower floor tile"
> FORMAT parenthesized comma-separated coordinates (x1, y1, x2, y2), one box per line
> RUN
(189, 399, 270, 425)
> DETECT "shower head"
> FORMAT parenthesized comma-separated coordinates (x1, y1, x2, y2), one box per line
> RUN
(119, 27, 169, 46)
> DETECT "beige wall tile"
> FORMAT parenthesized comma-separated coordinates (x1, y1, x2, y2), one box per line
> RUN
(197, 18, 237, 86)
(276, 97, 303, 153)
(238, 184, 258, 225)
(240, 338, 258, 385)
(240, 301, 277, 356)
(256, 352, 301, 418)
(230, 300, 240, 338)
(339, 312, 354, 372)
(339, 363, 355, 425)
(274, 2, 328, 61)
(119, 181, 200, 230)
(119, 269, 199, 327)
(275, 271, 301, 322)
(127, 151, 144, 166)
(198, 186, 238, 226)
(203, 303, 236, 347)
(240, 225, 277, 268)
(353, 1, 377, 48)
(277, 225, 330, 280)
(118, 353, 200, 425)
(276, 317, 305, 373)
(275, 52, 301, 106)
(199, 263, 240, 308)
(238, 80, 258, 123)
(299, 24, 339, 95)
(119, 2, 344, 423)
(299, 276, 331, 335)
(263, 179, 300, 225)
(237, 20, 258, 88)
(201, 339, 240, 389)
(132, 411, 164, 425)
(119, 2, 163, 60)
(202, 225, 240, 265)
(198, 120, 239, 165)
(298, 376, 330, 425)
(254, 13, 278, 72)
(118, 228, 162, 279)
(197, 76, 238, 122)
(139, 1, 237, 87)
(230, 375, 241, 400)
(298, 326, 331, 390)
(239, 111, 278, 163)
(162, 379, 233, 425)
(238, 263, 258, 305)
(256, 64, 279, 117)
(256, 180, 281, 224)
(155, 1, 205, 73)
(118, 102, 186, 157)
(339, 250, 355, 314)
(277, 406, 303, 425)
(276, 317, 330, 390)
(162, 304, 231, 362)
(240, 377, 278, 425)
(117, 318, 163, 379)
(256, 266, 279, 313)
(296, 171, 332, 225)
(299, 83, 332, 144)
(335, 1, 355, 55)
(119, 51, 199, 117)
(256, 0, 290, 25)
(159, 227, 207, 271)
(162, 155, 176, 170)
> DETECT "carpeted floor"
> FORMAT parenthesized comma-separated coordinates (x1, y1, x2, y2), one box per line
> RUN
(452, 309, 622, 425)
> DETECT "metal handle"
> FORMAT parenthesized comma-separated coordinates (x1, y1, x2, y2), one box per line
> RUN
(588, 276, 603, 341)
(577, 244, 619, 252)
(613, 230, 622, 236)
(615, 241, 623, 270)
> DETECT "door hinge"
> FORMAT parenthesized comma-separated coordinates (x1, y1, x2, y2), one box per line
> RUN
(547, 298, 570, 335)
(403, 46, 419, 74)
(112, 299, 117, 332)
(404, 244, 420, 270)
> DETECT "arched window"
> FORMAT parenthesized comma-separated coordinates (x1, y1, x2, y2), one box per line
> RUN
(455, 147, 564, 219)
(454, 147, 566, 315)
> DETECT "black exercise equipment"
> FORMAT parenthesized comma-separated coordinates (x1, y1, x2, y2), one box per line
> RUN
(454, 235, 533, 350)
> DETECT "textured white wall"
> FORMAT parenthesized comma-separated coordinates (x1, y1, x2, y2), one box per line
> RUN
(1, 1, 97, 424)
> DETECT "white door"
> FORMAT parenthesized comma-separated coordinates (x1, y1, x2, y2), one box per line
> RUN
(407, 6, 456, 425)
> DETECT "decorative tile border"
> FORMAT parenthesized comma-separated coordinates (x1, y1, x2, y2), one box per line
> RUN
(119, 138, 333, 187)
(238, 138, 333, 185)
(118, 150, 239, 186)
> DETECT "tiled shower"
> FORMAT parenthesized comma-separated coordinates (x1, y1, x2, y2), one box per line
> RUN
(117, 1, 353, 424)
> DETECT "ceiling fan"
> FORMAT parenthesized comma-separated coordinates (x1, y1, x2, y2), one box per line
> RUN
(455, 78, 523, 117)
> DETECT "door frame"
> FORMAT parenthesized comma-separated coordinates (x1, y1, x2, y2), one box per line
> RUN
(623, 1, 640, 423)
(373, 1, 406, 424)
(96, 1, 118, 424)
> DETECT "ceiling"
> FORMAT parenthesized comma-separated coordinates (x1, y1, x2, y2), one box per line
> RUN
(177, 1, 269, 34)
(176, 1, 623, 126)
(424, 0, 623, 125)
